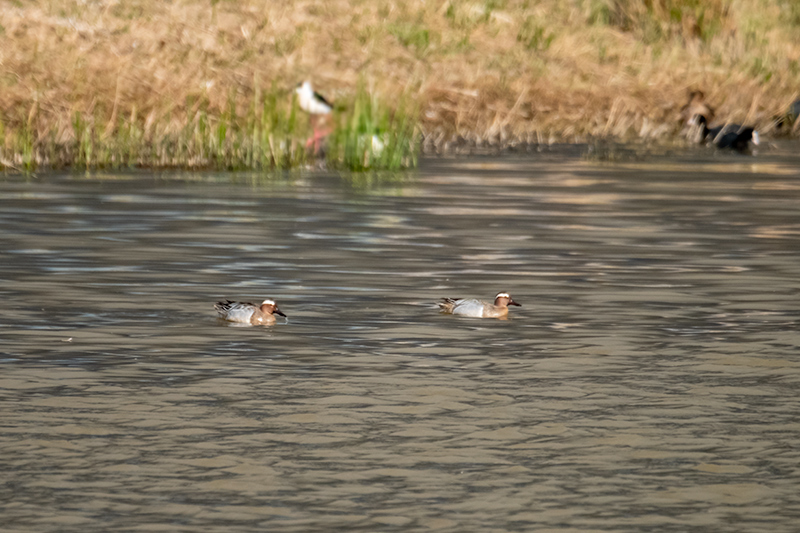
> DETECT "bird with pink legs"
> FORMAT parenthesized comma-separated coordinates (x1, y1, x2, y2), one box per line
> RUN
(295, 81, 333, 155)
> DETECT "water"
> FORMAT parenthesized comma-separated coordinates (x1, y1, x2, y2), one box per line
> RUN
(2, 145, 800, 532)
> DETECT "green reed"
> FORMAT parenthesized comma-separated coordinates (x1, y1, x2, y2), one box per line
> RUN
(327, 84, 419, 171)
(0, 85, 419, 173)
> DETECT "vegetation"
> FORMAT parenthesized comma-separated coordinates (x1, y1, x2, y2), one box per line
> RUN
(0, 83, 417, 172)
(1, 0, 799, 171)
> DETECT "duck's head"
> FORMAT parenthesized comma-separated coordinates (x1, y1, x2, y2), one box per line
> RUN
(494, 292, 521, 307)
(261, 299, 287, 317)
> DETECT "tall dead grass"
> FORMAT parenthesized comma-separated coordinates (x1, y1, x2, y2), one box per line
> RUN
(1, 0, 799, 170)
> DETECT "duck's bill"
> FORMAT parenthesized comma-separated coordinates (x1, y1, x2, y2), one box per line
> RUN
(275, 309, 287, 317)
(509, 301, 522, 306)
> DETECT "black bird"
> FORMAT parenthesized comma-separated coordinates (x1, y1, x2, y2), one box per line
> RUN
(712, 126, 759, 151)
(693, 115, 760, 152)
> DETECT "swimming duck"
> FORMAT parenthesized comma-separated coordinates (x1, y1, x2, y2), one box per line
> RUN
(214, 299, 287, 325)
(693, 115, 760, 152)
(438, 292, 521, 318)
(710, 125, 759, 151)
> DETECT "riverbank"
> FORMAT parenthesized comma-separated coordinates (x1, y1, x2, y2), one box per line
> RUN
(2, 0, 799, 171)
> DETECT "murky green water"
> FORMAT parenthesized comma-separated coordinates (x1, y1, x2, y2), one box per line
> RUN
(2, 145, 799, 531)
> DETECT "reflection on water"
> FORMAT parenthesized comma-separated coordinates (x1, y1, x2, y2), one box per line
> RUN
(2, 145, 800, 531)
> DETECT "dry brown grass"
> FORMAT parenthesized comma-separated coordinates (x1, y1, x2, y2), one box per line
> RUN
(2, 0, 800, 167)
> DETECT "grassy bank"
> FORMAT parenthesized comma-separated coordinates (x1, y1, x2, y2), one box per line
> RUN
(2, 0, 799, 171)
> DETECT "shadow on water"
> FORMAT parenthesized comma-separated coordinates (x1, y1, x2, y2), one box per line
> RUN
(2, 142, 800, 531)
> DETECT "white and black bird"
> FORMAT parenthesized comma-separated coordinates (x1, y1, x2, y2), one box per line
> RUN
(295, 81, 334, 153)
(295, 81, 333, 115)
(693, 115, 760, 153)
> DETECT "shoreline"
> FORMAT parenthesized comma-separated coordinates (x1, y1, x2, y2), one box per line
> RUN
(7, 137, 795, 179)
(2, 1, 799, 171)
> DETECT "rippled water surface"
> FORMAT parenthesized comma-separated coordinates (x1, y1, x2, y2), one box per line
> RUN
(2, 146, 800, 532)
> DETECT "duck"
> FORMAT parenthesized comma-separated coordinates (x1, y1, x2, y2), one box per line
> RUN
(710, 125, 759, 151)
(693, 115, 760, 152)
(214, 299, 287, 325)
(438, 292, 521, 318)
